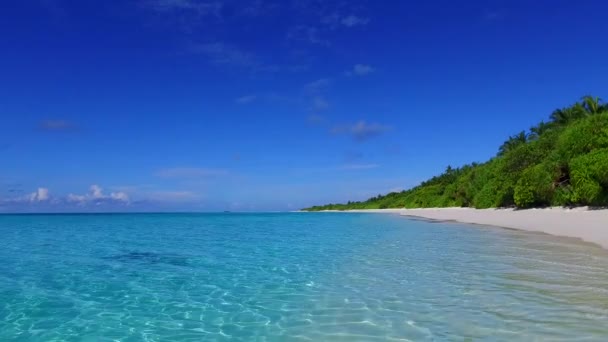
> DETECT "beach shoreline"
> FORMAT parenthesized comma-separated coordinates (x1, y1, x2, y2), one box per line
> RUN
(311, 207, 608, 249)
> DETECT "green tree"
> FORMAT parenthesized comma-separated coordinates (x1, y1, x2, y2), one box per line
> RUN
(569, 148, 608, 205)
(498, 131, 528, 156)
(550, 104, 587, 125)
(581, 95, 603, 115)
(529, 121, 553, 139)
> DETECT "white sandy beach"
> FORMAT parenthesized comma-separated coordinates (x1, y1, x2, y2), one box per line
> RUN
(322, 207, 608, 249)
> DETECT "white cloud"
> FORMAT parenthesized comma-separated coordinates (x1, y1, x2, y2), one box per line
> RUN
(37, 188, 49, 201)
(110, 192, 130, 201)
(2, 185, 130, 208)
(67, 185, 129, 204)
(27, 188, 50, 202)
(67, 193, 86, 203)
(90, 185, 103, 199)
(348, 64, 375, 76)
(341, 15, 369, 27)
(236, 95, 257, 104)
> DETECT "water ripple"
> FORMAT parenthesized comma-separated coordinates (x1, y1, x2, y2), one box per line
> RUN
(1, 213, 607, 341)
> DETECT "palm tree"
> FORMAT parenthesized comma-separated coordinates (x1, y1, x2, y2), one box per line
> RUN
(581, 95, 603, 115)
(529, 120, 553, 139)
(498, 131, 528, 155)
(550, 108, 567, 124)
(550, 104, 587, 125)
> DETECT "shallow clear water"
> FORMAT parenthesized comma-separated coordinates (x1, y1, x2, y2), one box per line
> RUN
(1, 213, 608, 341)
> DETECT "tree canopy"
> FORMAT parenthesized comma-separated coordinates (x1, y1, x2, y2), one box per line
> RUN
(303, 96, 608, 211)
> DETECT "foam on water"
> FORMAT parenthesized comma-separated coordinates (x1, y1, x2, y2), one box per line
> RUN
(1, 213, 607, 341)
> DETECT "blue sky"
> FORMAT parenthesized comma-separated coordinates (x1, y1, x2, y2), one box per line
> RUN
(1, 0, 607, 212)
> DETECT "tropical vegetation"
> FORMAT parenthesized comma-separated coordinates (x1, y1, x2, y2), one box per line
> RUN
(303, 96, 608, 211)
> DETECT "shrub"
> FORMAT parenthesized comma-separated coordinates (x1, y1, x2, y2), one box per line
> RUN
(514, 185, 535, 208)
(473, 180, 503, 208)
(514, 164, 554, 208)
(551, 186, 573, 206)
(556, 113, 608, 162)
(569, 148, 608, 205)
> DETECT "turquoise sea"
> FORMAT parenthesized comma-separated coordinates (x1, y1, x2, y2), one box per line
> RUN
(1, 213, 608, 341)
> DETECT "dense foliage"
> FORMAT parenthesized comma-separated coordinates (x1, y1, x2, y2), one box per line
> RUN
(304, 96, 608, 211)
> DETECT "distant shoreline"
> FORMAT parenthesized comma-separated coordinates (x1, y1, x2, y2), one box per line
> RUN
(309, 207, 608, 249)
